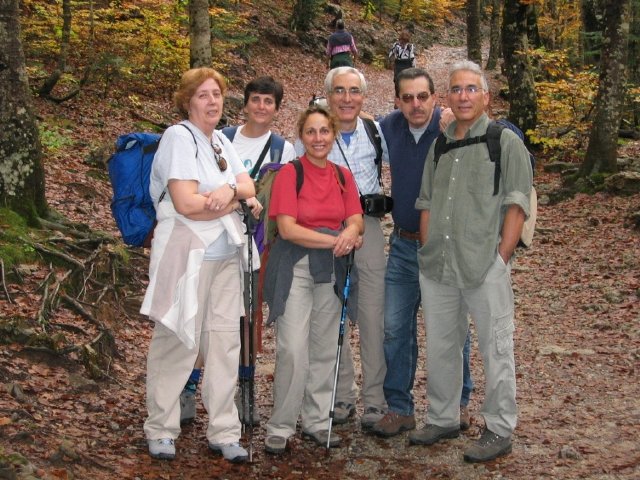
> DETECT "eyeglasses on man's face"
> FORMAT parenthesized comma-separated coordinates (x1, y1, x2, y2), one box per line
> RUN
(211, 143, 228, 172)
(400, 92, 430, 103)
(449, 85, 484, 96)
(331, 86, 363, 97)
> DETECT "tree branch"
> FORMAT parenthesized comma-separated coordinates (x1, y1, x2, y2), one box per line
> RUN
(0, 259, 13, 304)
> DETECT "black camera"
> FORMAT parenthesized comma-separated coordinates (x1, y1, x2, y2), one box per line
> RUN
(360, 193, 393, 218)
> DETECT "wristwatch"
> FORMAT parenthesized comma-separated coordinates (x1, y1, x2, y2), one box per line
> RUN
(228, 183, 237, 199)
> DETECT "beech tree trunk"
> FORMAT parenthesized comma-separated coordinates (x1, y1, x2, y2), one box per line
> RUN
(189, 0, 212, 68)
(466, 0, 482, 64)
(486, 0, 502, 70)
(502, 0, 537, 139)
(0, 0, 47, 221)
(629, 0, 639, 128)
(290, 0, 319, 32)
(38, 0, 72, 98)
(581, 0, 630, 176)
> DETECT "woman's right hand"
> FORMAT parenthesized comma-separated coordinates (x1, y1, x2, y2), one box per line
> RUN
(333, 224, 360, 257)
(203, 184, 235, 211)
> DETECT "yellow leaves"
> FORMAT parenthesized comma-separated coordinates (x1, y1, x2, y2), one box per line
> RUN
(536, 0, 582, 52)
(528, 48, 599, 155)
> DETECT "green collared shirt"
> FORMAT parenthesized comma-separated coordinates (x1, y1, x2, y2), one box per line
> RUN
(415, 113, 532, 289)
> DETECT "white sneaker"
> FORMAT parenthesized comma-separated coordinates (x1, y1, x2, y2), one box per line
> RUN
(180, 389, 196, 425)
(148, 438, 175, 460)
(209, 441, 248, 463)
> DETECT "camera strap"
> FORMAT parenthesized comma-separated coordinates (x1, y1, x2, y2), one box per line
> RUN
(335, 139, 363, 197)
(335, 132, 389, 197)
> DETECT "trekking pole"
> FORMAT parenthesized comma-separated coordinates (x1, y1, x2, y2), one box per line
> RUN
(326, 249, 355, 453)
(240, 200, 255, 462)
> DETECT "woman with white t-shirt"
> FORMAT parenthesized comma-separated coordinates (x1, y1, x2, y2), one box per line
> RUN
(140, 67, 255, 464)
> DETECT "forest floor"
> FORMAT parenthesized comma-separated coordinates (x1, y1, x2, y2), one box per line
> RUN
(1, 25, 640, 480)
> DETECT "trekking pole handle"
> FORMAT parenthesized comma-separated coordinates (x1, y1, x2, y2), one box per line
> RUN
(239, 199, 252, 217)
(345, 248, 355, 267)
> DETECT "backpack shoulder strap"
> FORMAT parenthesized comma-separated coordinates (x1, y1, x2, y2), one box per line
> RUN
(220, 125, 238, 142)
(270, 133, 286, 164)
(330, 161, 346, 191)
(433, 133, 447, 170)
(361, 118, 383, 165)
(291, 158, 304, 196)
(433, 133, 487, 169)
(290, 158, 345, 196)
(486, 121, 505, 196)
(361, 118, 383, 182)
(249, 134, 272, 179)
(177, 123, 199, 158)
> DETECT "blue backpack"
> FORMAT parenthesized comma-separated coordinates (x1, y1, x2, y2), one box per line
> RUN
(107, 124, 196, 247)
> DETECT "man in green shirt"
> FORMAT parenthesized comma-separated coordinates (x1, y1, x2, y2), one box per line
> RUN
(411, 60, 533, 463)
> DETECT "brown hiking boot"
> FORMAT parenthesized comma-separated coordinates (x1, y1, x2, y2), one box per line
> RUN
(371, 412, 415, 437)
(460, 405, 470, 431)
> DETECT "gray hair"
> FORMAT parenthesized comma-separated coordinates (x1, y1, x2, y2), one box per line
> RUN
(324, 67, 368, 96)
(449, 60, 488, 91)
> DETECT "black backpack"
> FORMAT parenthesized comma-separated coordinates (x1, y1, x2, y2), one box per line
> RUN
(253, 158, 346, 251)
(433, 119, 535, 196)
(432, 120, 537, 247)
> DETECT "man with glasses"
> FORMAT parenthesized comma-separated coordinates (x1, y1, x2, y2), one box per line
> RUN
(371, 68, 474, 438)
(296, 66, 388, 430)
(411, 60, 532, 463)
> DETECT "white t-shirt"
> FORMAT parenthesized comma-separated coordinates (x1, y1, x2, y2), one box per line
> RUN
(232, 125, 296, 179)
(150, 120, 246, 260)
(150, 120, 245, 203)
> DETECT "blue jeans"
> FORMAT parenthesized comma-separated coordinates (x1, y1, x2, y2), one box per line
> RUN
(383, 233, 473, 415)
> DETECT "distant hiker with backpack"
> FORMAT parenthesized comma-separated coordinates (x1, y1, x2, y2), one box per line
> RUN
(326, 19, 358, 69)
(263, 105, 363, 454)
(178, 76, 296, 428)
(371, 68, 475, 439)
(388, 30, 416, 89)
(140, 67, 256, 464)
(295, 67, 389, 431)
(411, 60, 533, 463)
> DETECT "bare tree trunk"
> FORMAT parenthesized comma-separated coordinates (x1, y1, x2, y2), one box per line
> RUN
(502, 0, 537, 139)
(38, 0, 72, 98)
(290, 0, 319, 32)
(0, 0, 47, 221)
(189, 0, 212, 68)
(581, 0, 605, 66)
(581, 0, 630, 176)
(486, 0, 502, 70)
(526, 2, 542, 48)
(467, 0, 482, 64)
(629, 0, 639, 128)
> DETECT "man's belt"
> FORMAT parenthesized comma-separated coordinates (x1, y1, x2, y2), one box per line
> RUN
(393, 226, 420, 241)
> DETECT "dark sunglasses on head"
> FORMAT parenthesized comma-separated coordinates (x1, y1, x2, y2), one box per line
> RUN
(211, 143, 228, 172)
(400, 92, 430, 103)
